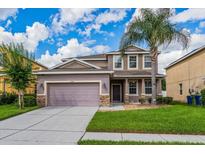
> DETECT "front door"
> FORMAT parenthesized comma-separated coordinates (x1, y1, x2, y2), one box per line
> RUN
(112, 84, 121, 102)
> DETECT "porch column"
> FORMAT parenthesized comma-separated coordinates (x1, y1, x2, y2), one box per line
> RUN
(141, 78, 145, 96)
(125, 78, 129, 103)
(157, 79, 162, 96)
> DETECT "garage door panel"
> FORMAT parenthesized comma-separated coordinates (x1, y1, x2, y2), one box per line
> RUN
(48, 83, 99, 106)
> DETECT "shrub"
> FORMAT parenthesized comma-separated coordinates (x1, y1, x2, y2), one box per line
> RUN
(156, 96, 173, 104)
(156, 96, 163, 104)
(139, 97, 146, 104)
(0, 93, 17, 105)
(164, 97, 173, 104)
(15, 95, 37, 107)
(23, 95, 37, 107)
(201, 89, 205, 105)
(148, 97, 152, 104)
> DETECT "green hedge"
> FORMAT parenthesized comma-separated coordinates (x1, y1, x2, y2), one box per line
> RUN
(156, 96, 173, 104)
(14, 95, 37, 107)
(0, 93, 36, 107)
(0, 93, 17, 105)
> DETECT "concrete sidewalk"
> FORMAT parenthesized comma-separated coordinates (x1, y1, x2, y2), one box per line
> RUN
(82, 132, 205, 143)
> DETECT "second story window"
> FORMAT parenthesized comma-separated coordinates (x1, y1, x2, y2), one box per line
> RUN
(128, 55, 138, 69)
(144, 55, 151, 69)
(113, 55, 123, 70)
(179, 83, 183, 95)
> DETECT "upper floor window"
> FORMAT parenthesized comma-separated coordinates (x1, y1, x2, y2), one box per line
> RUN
(179, 83, 183, 95)
(144, 55, 151, 69)
(145, 80, 152, 94)
(113, 55, 123, 70)
(128, 55, 138, 69)
(129, 81, 138, 95)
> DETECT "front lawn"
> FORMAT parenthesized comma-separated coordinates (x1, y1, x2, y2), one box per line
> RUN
(0, 104, 39, 120)
(78, 140, 204, 145)
(87, 104, 205, 134)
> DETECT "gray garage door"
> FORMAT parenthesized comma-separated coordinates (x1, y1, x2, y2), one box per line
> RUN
(47, 83, 99, 106)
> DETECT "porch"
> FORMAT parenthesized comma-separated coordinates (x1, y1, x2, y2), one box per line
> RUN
(110, 78, 162, 104)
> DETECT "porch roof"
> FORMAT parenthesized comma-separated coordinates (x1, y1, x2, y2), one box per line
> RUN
(113, 71, 164, 78)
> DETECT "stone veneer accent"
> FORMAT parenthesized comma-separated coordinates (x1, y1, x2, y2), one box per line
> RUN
(100, 95, 110, 106)
(124, 94, 129, 104)
(37, 95, 46, 107)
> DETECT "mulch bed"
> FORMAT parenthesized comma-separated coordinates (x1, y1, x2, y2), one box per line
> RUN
(123, 103, 169, 110)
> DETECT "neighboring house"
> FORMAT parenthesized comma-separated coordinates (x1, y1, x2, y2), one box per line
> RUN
(166, 45, 205, 102)
(0, 61, 47, 94)
(35, 45, 164, 106)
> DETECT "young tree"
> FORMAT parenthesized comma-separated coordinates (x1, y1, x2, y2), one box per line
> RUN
(0, 43, 34, 109)
(120, 9, 190, 103)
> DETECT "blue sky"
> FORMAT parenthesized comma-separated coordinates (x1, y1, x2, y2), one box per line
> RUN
(0, 8, 205, 73)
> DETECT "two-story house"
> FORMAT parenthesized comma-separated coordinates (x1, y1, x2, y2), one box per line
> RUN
(35, 45, 164, 106)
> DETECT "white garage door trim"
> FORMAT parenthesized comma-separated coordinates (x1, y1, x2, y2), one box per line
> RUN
(43, 80, 108, 106)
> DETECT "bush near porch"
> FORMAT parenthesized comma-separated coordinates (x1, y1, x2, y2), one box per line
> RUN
(87, 103, 205, 135)
(0, 92, 37, 107)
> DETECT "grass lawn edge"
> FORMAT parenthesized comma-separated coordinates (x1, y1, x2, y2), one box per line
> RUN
(78, 140, 205, 145)
(0, 105, 40, 121)
(86, 104, 205, 135)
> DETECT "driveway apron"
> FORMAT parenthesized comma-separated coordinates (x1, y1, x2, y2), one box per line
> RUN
(0, 106, 98, 145)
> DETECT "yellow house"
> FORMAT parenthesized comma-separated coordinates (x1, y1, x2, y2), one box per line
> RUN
(166, 45, 205, 102)
(0, 60, 47, 94)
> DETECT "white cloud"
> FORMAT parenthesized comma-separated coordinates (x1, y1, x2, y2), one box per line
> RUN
(195, 27, 201, 33)
(51, 8, 96, 34)
(159, 33, 205, 74)
(92, 45, 110, 54)
(37, 50, 62, 68)
(79, 9, 129, 36)
(96, 9, 129, 25)
(0, 22, 49, 52)
(38, 38, 110, 67)
(158, 50, 183, 74)
(5, 19, 12, 28)
(170, 9, 205, 23)
(199, 21, 205, 28)
(0, 8, 18, 20)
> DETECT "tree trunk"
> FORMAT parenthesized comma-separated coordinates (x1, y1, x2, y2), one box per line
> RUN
(18, 90, 21, 109)
(18, 90, 24, 109)
(21, 90, 24, 109)
(151, 48, 158, 104)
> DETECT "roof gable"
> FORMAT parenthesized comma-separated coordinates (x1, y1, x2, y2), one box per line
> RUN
(50, 58, 101, 70)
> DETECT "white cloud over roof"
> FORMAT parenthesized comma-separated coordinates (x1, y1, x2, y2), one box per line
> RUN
(38, 38, 110, 67)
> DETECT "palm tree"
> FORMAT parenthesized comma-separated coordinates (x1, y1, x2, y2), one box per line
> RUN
(0, 43, 34, 109)
(120, 9, 190, 103)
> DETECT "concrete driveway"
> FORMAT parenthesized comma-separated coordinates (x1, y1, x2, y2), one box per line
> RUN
(0, 106, 98, 145)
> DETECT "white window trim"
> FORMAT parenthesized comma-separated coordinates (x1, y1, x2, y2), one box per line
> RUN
(113, 55, 123, 70)
(128, 55, 138, 70)
(128, 80, 138, 96)
(143, 55, 152, 70)
(144, 79, 152, 95)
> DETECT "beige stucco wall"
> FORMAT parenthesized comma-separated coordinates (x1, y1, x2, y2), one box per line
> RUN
(166, 49, 205, 102)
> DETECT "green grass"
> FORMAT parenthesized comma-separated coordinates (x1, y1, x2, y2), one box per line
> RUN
(0, 104, 39, 120)
(87, 104, 205, 134)
(78, 140, 204, 145)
